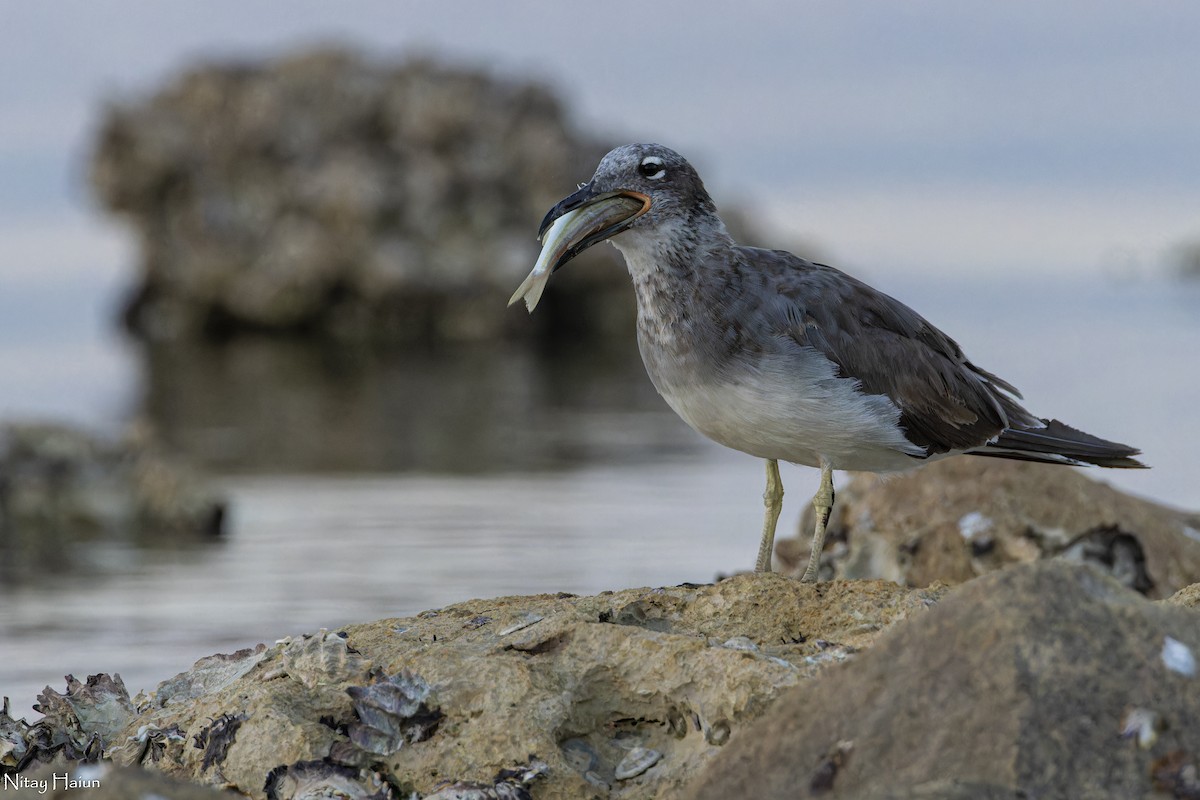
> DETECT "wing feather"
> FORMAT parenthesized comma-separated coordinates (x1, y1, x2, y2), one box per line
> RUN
(739, 248, 1027, 455)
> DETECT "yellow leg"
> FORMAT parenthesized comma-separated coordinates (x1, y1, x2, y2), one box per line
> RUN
(800, 464, 835, 583)
(755, 459, 783, 573)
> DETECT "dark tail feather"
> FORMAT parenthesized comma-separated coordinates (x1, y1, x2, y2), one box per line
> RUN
(971, 418, 1147, 469)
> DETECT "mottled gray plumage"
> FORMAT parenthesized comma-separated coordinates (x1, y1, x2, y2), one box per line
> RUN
(514, 143, 1145, 580)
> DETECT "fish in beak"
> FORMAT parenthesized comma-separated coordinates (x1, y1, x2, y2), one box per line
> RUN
(508, 182, 651, 312)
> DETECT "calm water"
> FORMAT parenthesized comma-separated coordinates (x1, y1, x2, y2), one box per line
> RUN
(2, 274, 1198, 716)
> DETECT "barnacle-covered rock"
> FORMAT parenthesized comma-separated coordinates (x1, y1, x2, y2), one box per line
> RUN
(264, 759, 393, 800)
(29, 674, 136, 761)
(47, 573, 934, 798)
(346, 670, 442, 755)
(781, 457, 1200, 596)
(105, 647, 267, 768)
(0, 697, 31, 770)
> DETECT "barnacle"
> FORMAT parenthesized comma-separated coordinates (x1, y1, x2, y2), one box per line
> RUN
(0, 697, 31, 770)
(264, 758, 393, 800)
(193, 712, 245, 771)
(424, 758, 548, 800)
(263, 630, 372, 689)
(29, 673, 135, 760)
(346, 670, 442, 755)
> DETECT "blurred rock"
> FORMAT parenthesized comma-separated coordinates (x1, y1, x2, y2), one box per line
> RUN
(1172, 236, 1200, 280)
(0, 422, 225, 581)
(1166, 581, 1200, 608)
(9, 575, 942, 798)
(776, 458, 1200, 599)
(91, 50, 636, 344)
(687, 561, 1200, 800)
(19, 757, 232, 799)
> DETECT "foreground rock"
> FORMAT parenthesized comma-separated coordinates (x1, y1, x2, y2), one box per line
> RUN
(4, 576, 940, 798)
(777, 458, 1200, 598)
(688, 561, 1200, 799)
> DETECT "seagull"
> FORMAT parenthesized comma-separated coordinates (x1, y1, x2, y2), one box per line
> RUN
(509, 143, 1146, 582)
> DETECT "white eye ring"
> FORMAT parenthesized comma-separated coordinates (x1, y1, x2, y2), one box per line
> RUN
(639, 156, 666, 180)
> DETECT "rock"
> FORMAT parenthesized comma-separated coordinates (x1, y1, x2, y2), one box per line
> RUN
(89, 50, 621, 344)
(1166, 582, 1200, 608)
(8, 575, 941, 798)
(18, 757, 232, 799)
(1173, 237, 1200, 280)
(776, 458, 1200, 598)
(0, 422, 226, 579)
(688, 562, 1200, 799)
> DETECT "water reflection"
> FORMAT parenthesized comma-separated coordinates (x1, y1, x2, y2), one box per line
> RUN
(137, 337, 699, 473)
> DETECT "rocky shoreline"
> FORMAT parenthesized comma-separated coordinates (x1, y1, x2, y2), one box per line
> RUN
(2, 575, 942, 798)
(3, 556, 1198, 799)
(776, 457, 1200, 597)
(4, 445, 1199, 799)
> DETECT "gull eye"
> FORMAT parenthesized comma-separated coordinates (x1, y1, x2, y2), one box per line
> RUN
(638, 156, 666, 180)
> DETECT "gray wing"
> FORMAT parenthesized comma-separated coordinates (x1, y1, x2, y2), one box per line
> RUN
(736, 247, 1035, 456)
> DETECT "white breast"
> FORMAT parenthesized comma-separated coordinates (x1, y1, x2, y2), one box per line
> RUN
(655, 352, 929, 472)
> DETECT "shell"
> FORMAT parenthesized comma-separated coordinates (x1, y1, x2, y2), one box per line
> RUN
(346, 670, 442, 755)
(130, 722, 187, 764)
(720, 636, 759, 652)
(497, 614, 543, 636)
(193, 712, 245, 771)
(560, 737, 600, 773)
(264, 759, 392, 800)
(0, 697, 31, 770)
(666, 705, 689, 739)
(263, 629, 372, 689)
(424, 758, 548, 800)
(31, 673, 136, 759)
(614, 746, 662, 780)
(704, 719, 731, 746)
(154, 645, 268, 705)
(1120, 707, 1164, 749)
(1162, 636, 1197, 677)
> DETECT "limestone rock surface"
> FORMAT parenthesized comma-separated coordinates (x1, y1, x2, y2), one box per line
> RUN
(688, 561, 1200, 800)
(778, 458, 1200, 598)
(7, 575, 940, 799)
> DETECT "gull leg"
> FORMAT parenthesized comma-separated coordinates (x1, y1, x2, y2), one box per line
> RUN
(800, 464, 835, 583)
(755, 459, 784, 573)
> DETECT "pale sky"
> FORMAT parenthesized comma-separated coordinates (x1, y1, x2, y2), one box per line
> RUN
(2, 1, 1199, 287)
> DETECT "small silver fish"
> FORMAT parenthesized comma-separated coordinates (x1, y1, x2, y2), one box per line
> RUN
(508, 190, 649, 312)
